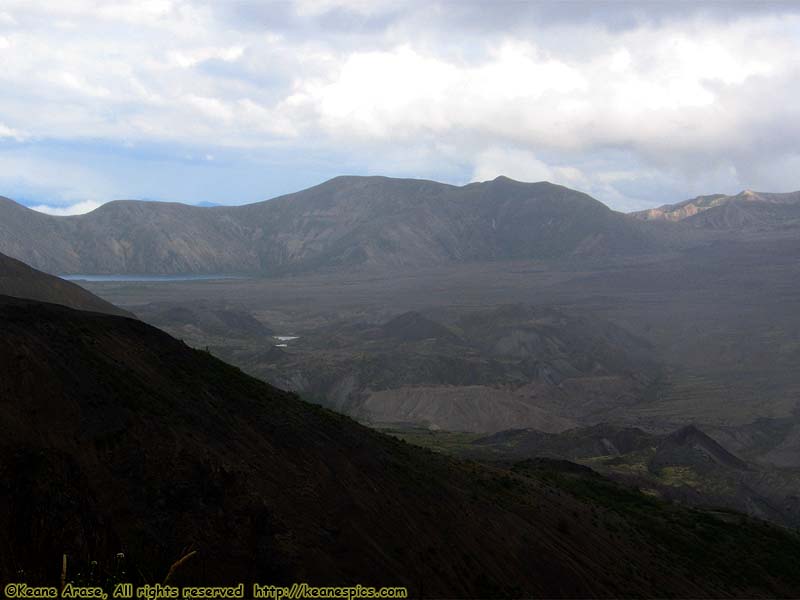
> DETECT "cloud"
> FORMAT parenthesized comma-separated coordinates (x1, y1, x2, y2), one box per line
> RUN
(29, 200, 104, 215)
(0, 123, 26, 141)
(0, 1, 798, 209)
(167, 45, 244, 69)
(471, 147, 587, 188)
(291, 42, 588, 141)
(290, 31, 778, 154)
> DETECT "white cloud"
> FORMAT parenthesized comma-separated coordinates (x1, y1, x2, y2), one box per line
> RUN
(0, 0, 182, 27)
(29, 200, 104, 215)
(289, 42, 588, 142)
(0, 123, 26, 141)
(0, 2, 797, 208)
(473, 148, 556, 183)
(290, 28, 781, 153)
(55, 71, 112, 98)
(471, 147, 590, 191)
(609, 48, 632, 73)
(167, 45, 244, 69)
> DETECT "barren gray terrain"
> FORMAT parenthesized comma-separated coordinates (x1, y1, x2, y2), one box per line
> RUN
(76, 232, 800, 469)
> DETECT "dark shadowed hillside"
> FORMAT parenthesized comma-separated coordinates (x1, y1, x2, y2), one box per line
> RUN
(0, 177, 652, 275)
(399, 423, 800, 529)
(3, 295, 800, 597)
(0, 251, 131, 317)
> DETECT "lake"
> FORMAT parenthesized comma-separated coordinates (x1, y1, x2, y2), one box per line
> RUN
(61, 274, 246, 282)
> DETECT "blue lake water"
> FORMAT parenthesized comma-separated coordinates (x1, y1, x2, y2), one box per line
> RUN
(61, 274, 246, 282)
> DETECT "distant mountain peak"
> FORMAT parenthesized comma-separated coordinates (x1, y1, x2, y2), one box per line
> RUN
(485, 175, 557, 188)
(631, 188, 800, 229)
(492, 175, 517, 183)
(737, 189, 768, 202)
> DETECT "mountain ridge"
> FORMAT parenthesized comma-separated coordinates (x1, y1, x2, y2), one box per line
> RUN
(631, 189, 800, 231)
(0, 176, 653, 275)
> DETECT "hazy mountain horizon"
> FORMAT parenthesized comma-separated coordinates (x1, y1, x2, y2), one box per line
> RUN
(13, 174, 800, 217)
(3, 174, 798, 278)
(0, 175, 656, 275)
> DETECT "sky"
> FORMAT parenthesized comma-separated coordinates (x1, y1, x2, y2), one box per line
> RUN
(1, 1, 799, 215)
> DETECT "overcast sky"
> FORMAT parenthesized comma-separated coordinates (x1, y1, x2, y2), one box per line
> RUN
(1, 0, 799, 214)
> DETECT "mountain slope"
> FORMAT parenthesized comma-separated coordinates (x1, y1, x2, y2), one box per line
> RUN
(632, 190, 800, 232)
(0, 251, 131, 317)
(456, 423, 800, 528)
(144, 301, 274, 339)
(472, 423, 657, 459)
(4, 295, 800, 596)
(0, 177, 652, 275)
(651, 424, 750, 471)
